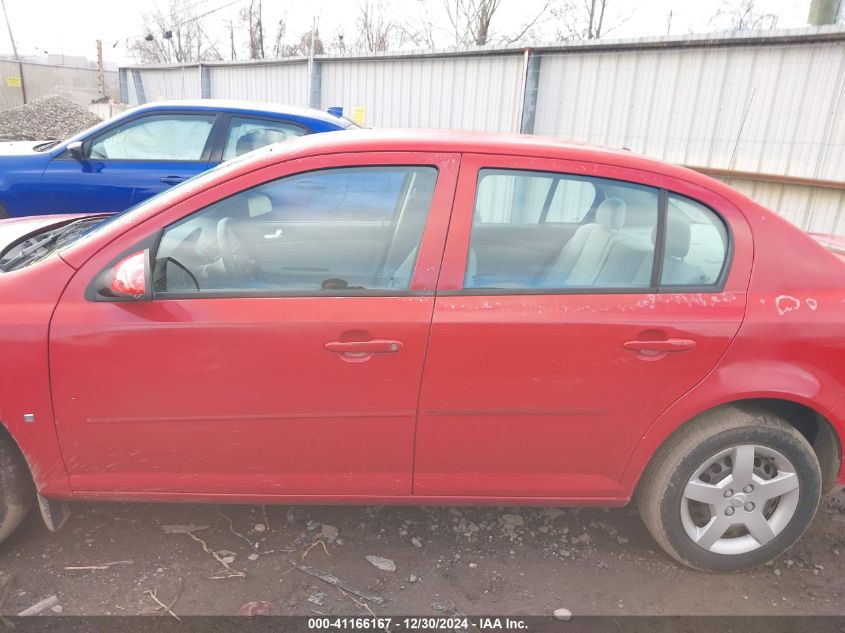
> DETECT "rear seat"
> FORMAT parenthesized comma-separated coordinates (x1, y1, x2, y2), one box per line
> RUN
(595, 212, 706, 287)
(541, 197, 627, 287)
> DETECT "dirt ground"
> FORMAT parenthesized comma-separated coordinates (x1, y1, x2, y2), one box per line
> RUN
(0, 490, 842, 618)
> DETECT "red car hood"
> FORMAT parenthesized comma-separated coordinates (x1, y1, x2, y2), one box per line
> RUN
(0, 213, 101, 253)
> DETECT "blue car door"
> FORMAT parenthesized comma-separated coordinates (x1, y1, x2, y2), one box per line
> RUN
(39, 112, 217, 214)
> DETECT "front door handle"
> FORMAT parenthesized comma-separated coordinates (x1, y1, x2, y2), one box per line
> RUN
(160, 175, 189, 185)
(324, 339, 405, 354)
(623, 338, 696, 353)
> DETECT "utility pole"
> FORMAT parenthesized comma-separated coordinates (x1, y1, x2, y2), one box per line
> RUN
(0, 0, 26, 103)
(96, 39, 105, 100)
(227, 21, 236, 60)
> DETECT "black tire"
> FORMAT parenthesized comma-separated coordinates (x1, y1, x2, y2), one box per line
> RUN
(636, 406, 822, 572)
(0, 433, 33, 544)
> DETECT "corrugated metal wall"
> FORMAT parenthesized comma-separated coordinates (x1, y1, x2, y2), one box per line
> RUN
(320, 55, 525, 131)
(211, 61, 309, 105)
(139, 67, 203, 101)
(532, 40, 845, 233)
(118, 27, 845, 234)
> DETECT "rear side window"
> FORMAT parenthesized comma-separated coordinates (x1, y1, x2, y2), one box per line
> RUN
(474, 169, 596, 224)
(223, 117, 308, 160)
(661, 194, 728, 286)
(467, 169, 659, 289)
(153, 166, 437, 295)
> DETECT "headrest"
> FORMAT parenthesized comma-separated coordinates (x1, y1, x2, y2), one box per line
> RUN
(247, 193, 272, 217)
(236, 130, 278, 156)
(596, 197, 626, 230)
(652, 214, 692, 258)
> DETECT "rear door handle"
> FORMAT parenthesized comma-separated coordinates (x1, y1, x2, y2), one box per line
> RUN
(623, 338, 697, 352)
(324, 339, 404, 354)
(160, 175, 189, 185)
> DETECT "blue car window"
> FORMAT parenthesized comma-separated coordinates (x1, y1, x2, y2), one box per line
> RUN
(223, 117, 307, 160)
(89, 114, 215, 161)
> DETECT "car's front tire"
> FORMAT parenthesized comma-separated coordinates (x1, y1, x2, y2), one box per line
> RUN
(0, 433, 33, 544)
(636, 406, 822, 572)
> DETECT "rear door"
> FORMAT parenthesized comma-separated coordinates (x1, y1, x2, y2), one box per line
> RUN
(49, 151, 459, 496)
(414, 153, 751, 499)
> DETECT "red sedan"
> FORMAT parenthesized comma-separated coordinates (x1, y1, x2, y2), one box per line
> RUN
(0, 130, 842, 572)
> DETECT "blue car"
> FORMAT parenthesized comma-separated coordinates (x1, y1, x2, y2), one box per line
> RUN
(0, 100, 356, 218)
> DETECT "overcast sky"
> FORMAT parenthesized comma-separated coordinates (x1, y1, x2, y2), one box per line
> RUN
(0, 0, 816, 66)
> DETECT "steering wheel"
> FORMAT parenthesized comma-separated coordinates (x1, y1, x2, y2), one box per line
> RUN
(216, 217, 261, 283)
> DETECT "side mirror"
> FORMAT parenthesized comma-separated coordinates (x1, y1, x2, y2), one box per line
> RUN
(67, 141, 86, 161)
(95, 250, 152, 301)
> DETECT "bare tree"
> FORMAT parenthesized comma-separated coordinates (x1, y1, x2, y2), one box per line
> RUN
(553, 0, 624, 40)
(442, 0, 553, 47)
(289, 29, 325, 57)
(240, 0, 265, 59)
(709, 0, 778, 31)
(271, 18, 289, 57)
(357, 0, 399, 53)
(444, 0, 502, 46)
(128, 0, 221, 64)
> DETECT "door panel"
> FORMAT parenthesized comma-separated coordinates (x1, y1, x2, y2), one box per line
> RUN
(40, 157, 208, 213)
(51, 297, 430, 495)
(413, 153, 752, 499)
(415, 293, 745, 497)
(50, 152, 460, 496)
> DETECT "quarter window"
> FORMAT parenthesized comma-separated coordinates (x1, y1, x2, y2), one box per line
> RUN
(153, 166, 437, 294)
(223, 117, 308, 160)
(661, 194, 728, 286)
(89, 114, 215, 161)
(467, 169, 659, 290)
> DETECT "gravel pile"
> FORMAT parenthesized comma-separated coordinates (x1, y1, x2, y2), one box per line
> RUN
(0, 94, 102, 141)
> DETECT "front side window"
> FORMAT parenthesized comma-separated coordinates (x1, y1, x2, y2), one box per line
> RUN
(661, 194, 728, 286)
(223, 117, 308, 160)
(467, 168, 659, 290)
(153, 166, 437, 294)
(89, 114, 215, 161)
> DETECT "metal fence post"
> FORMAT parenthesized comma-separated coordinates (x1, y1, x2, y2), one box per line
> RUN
(520, 48, 541, 134)
(132, 69, 146, 105)
(200, 64, 212, 99)
(119, 68, 129, 104)
(309, 59, 322, 109)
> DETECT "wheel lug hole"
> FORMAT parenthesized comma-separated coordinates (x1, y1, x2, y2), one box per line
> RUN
(725, 507, 735, 516)
(743, 484, 753, 493)
(744, 502, 755, 512)
(724, 489, 734, 498)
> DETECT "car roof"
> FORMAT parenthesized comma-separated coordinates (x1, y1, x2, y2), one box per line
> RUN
(130, 99, 351, 127)
(241, 128, 741, 200)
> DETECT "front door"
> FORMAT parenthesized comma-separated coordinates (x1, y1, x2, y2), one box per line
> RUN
(49, 151, 459, 496)
(40, 112, 216, 214)
(414, 154, 751, 499)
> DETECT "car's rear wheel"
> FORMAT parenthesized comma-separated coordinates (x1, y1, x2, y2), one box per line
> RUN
(636, 406, 822, 571)
(0, 433, 33, 544)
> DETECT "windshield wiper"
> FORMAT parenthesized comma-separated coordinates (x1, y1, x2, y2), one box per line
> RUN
(33, 140, 60, 152)
(0, 218, 92, 272)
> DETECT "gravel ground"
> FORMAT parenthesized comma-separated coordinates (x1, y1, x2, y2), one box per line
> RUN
(0, 491, 842, 619)
(0, 95, 102, 141)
